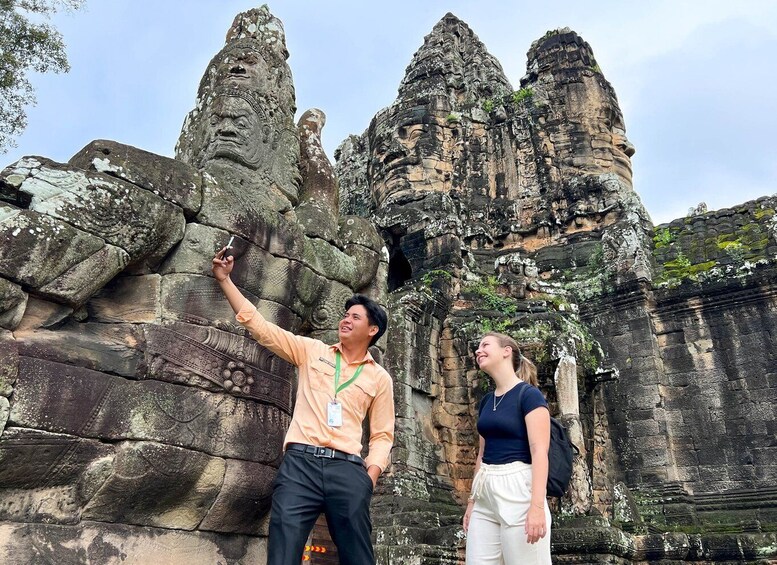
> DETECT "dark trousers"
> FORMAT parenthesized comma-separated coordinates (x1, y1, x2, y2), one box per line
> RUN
(268, 449, 375, 565)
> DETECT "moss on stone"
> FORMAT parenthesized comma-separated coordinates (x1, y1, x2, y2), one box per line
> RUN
(512, 88, 533, 106)
(652, 202, 777, 287)
(653, 227, 679, 249)
(463, 276, 518, 315)
(421, 269, 453, 287)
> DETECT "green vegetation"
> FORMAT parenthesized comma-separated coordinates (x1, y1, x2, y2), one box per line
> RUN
(421, 269, 453, 287)
(654, 252, 717, 287)
(465, 276, 517, 315)
(540, 29, 562, 42)
(589, 64, 602, 74)
(587, 243, 604, 275)
(718, 240, 745, 263)
(446, 113, 460, 123)
(534, 292, 571, 311)
(652, 227, 677, 249)
(653, 207, 777, 287)
(455, 276, 602, 375)
(482, 99, 495, 113)
(1, 0, 85, 152)
(664, 252, 691, 271)
(555, 242, 611, 301)
(512, 88, 533, 105)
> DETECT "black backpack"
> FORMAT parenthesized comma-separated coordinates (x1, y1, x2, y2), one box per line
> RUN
(516, 384, 578, 498)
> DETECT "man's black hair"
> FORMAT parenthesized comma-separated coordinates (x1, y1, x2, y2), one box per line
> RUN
(344, 294, 388, 347)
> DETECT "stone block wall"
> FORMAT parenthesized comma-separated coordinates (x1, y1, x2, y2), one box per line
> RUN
(581, 199, 777, 535)
(653, 196, 777, 288)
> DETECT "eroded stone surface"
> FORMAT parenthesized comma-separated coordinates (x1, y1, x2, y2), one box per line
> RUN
(144, 321, 294, 413)
(0, 428, 115, 523)
(86, 274, 162, 324)
(0, 203, 114, 291)
(0, 279, 26, 330)
(0, 330, 17, 397)
(199, 458, 276, 535)
(0, 397, 8, 435)
(0, 522, 267, 564)
(15, 322, 145, 378)
(36, 243, 130, 306)
(158, 273, 301, 335)
(1, 157, 185, 269)
(11, 357, 289, 463)
(296, 108, 340, 244)
(81, 441, 225, 530)
(69, 139, 203, 217)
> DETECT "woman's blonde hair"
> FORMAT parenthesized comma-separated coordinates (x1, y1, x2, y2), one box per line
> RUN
(483, 331, 538, 387)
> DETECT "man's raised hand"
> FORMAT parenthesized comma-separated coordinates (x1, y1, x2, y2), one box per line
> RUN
(212, 247, 235, 282)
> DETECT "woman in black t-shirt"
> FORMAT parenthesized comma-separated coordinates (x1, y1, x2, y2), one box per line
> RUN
(463, 332, 552, 565)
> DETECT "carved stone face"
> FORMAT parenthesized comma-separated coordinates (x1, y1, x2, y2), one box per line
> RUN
(563, 79, 635, 188)
(214, 48, 271, 94)
(607, 114, 635, 186)
(203, 96, 273, 169)
(369, 100, 461, 207)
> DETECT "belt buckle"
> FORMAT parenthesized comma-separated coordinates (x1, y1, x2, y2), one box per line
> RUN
(315, 446, 334, 459)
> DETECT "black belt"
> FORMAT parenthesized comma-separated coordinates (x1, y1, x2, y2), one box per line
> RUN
(286, 443, 364, 466)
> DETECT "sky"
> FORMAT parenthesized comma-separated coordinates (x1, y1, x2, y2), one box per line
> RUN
(4, 0, 777, 225)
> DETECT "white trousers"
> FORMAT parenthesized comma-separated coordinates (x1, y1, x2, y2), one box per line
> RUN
(465, 460, 552, 565)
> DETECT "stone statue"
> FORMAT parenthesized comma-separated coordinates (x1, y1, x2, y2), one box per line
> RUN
(0, 6, 383, 561)
(335, 15, 644, 560)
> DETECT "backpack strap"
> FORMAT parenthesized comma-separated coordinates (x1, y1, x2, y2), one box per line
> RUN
(515, 382, 528, 421)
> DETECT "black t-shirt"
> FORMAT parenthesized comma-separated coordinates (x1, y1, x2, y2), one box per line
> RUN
(477, 382, 548, 465)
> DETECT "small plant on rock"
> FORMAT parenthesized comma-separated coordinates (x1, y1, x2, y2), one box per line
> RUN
(512, 88, 533, 105)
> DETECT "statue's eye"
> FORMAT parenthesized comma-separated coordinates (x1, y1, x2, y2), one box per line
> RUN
(407, 128, 423, 142)
(236, 118, 249, 129)
(210, 115, 220, 126)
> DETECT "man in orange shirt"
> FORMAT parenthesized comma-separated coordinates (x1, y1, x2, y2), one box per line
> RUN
(212, 249, 394, 565)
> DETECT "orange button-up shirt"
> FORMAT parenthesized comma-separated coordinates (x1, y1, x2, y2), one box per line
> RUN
(236, 299, 395, 471)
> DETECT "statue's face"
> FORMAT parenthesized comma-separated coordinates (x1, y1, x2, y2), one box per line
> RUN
(369, 103, 461, 207)
(608, 113, 635, 185)
(203, 97, 272, 169)
(567, 80, 635, 187)
(215, 48, 271, 93)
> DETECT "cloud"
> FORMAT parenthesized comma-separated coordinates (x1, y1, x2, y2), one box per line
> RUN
(627, 17, 777, 223)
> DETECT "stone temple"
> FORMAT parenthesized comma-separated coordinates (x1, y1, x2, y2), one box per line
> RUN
(0, 6, 775, 564)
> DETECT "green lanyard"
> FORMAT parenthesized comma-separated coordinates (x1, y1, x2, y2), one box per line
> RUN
(334, 351, 364, 398)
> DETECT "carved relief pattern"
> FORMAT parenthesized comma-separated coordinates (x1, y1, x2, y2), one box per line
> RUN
(145, 324, 293, 414)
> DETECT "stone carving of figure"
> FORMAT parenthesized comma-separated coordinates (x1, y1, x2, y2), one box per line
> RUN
(0, 6, 384, 561)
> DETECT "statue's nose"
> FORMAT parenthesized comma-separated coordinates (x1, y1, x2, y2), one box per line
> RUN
(229, 64, 247, 76)
(381, 137, 409, 164)
(618, 137, 635, 157)
(216, 126, 239, 139)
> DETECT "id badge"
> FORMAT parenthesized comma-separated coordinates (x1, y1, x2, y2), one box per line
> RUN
(327, 400, 343, 427)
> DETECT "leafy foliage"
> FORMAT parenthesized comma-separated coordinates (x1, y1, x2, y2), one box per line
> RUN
(511, 87, 533, 105)
(466, 276, 517, 315)
(652, 227, 676, 249)
(0, 0, 84, 153)
(421, 269, 453, 287)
